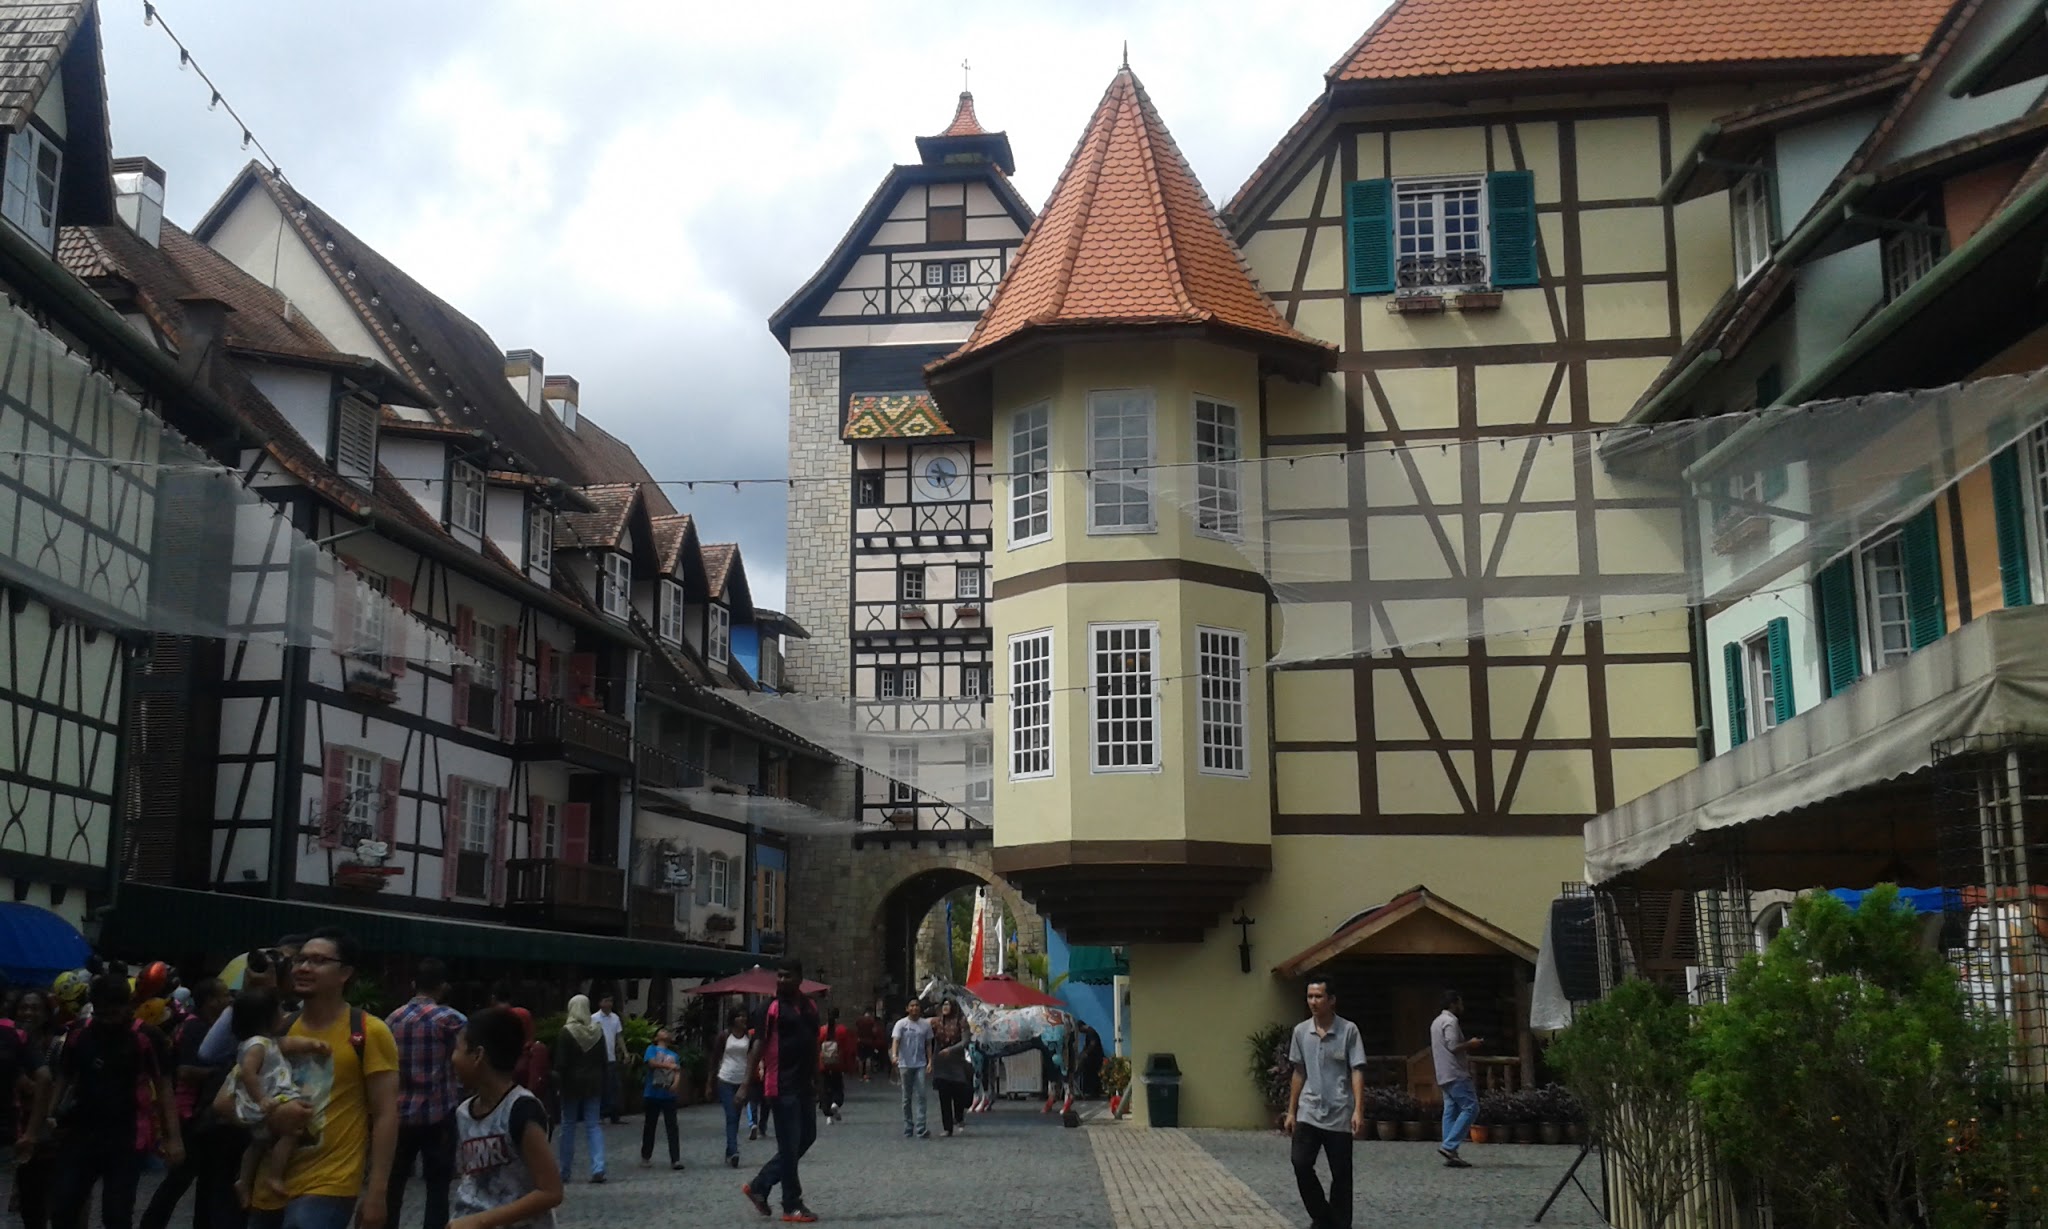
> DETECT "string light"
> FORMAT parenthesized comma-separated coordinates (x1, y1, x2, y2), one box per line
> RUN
(142, 2, 289, 181)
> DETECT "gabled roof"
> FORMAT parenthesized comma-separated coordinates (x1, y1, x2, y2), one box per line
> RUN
(1329, 0, 1952, 86)
(1662, 61, 1922, 203)
(0, 1, 83, 132)
(928, 68, 1333, 386)
(701, 543, 736, 600)
(0, 2, 111, 226)
(650, 513, 695, 576)
(1272, 886, 1539, 977)
(559, 483, 641, 552)
(914, 90, 1017, 175)
(842, 392, 953, 440)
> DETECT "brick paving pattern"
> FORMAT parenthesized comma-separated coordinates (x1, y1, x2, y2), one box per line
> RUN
(1090, 1119, 1291, 1229)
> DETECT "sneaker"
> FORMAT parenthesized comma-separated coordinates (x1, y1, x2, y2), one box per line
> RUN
(916, 1128, 930, 1139)
(727, 1154, 741, 1169)
(903, 1128, 913, 1138)
(742, 1184, 772, 1217)
(782, 1207, 819, 1223)
(1444, 1155, 1474, 1169)
(640, 1157, 652, 1169)
(591, 1172, 607, 1184)
(672, 1161, 685, 1171)
(748, 1127, 761, 1141)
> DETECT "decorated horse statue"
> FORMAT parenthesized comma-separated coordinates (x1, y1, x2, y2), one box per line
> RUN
(920, 977, 1074, 1115)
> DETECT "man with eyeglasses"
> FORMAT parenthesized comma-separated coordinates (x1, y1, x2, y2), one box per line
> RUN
(246, 927, 399, 1229)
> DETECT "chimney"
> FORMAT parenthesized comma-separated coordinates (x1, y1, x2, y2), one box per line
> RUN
(111, 157, 166, 248)
(543, 374, 579, 430)
(503, 349, 544, 413)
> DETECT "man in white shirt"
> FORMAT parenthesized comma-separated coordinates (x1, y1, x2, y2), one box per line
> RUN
(889, 1000, 933, 1140)
(594, 994, 626, 1124)
(1431, 991, 1482, 1168)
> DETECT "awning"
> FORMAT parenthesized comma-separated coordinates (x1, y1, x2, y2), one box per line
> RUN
(0, 902, 88, 986)
(1272, 886, 1538, 978)
(101, 884, 754, 977)
(1586, 606, 2048, 887)
(1065, 945, 1127, 985)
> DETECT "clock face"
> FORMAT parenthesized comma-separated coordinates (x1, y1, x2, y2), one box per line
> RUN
(922, 455, 960, 490)
(912, 445, 971, 503)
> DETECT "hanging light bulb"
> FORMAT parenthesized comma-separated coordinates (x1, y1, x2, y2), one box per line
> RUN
(143, 3, 155, 26)
(370, 294, 380, 307)
(241, 130, 253, 150)
(178, 48, 189, 71)
(208, 91, 220, 111)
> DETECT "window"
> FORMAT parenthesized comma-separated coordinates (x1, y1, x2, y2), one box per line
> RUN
(658, 580, 685, 645)
(334, 398, 378, 483)
(759, 869, 779, 932)
(449, 460, 485, 536)
(1, 124, 61, 250)
(957, 567, 983, 600)
(467, 623, 501, 733)
(1197, 628, 1248, 775)
(599, 551, 631, 618)
(1394, 176, 1487, 290)
(1008, 404, 1050, 546)
(857, 471, 883, 506)
(1194, 399, 1241, 538)
(534, 799, 560, 859)
(1861, 531, 1913, 671)
(927, 205, 965, 243)
(899, 566, 926, 602)
(455, 781, 495, 899)
(708, 602, 730, 665)
(1731, 173, 1773, 283)
(966, 741, 992, 805)
(1087, 390, 1155, 533)
(1743, 631, 1779, 736)
(527, 504, 552, 575)
(1091, 623, 1158, 772)
(1882, 218, 1943, 301)
(708, 853, 732, 908)
(1009, 630, 1053, 779)
(888, 746, 918, 806)
(879, 666, 919, 699)
(962, 663, 989, 698)
(341, 750, 378, 843)
(350, 572, 387, 669)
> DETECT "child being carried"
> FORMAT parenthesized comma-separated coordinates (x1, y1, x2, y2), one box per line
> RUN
(228, 989, 328, 1206)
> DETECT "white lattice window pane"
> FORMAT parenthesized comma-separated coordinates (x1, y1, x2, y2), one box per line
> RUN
(602, 553, 631, 617)
(958, 567, 982, 599)
(456, 783, 493, 898)
(1863, 534, 1912, 667)
(900, 568, 925, 601)
(1195, 400, 1241, 537)
(529, 505, 552, 574)
(710, 603, 730, 663)
(1087, 391, 1155, 532)
(889, 746, 917, 804)
(1745, 634, 1776, 734)
(1009, 631, 1053, 778)
(1197, 629, 1247, 774)
(967, 742, 992, 804)
(451, 461, 485, 535)
(924, 263, 944, 287)
(344, 751, 378, 836)
(1091, 624, 1157, 771)
(351, 574, 387, 664)
(1009, 405, 1051, 544)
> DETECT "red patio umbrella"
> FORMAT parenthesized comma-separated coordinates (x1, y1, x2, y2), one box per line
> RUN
(685, 966, 830, 997)
(965, 974, 1063, 1009)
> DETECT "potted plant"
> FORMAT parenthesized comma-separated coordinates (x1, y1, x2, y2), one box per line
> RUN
(1532, 1085, 1567, 1145)
(1393, 1090, 1426, 1142)
(1473, 1089, 1511, 1145)
(1370, 1087, 1402, 1141)
(1247, 1023, 1293, 1128)
(344, 666, 398, 704)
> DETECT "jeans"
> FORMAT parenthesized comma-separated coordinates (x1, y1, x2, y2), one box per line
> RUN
(1290, 1123, 1354, 1229)
(935, 1078, 972, 1133)
(244, 1194, 357, 1229)
(748, 1095, 816, 1214)
(900, 1066, 929, 1135)
(717, 1080, 744, 1159)
(52, 1139, 145, 1229)
(641, 1101, 678, 1164)
(601, 1063, 622, 1121)
(1440, 1078, 1478, 1152)
(387, 1115, 456, 1229)
(556, 1094, 606, 1179)
(139, 1123, 244, 1229)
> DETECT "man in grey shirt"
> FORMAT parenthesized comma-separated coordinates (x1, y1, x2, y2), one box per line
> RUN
(1283, 979, 1365, 1229)
(1432, 990, 1483, 1168)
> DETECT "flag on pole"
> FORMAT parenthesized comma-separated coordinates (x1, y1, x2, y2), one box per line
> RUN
(967, 886, 988, 986)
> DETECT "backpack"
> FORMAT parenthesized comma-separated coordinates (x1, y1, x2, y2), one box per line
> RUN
(57, 1018, 164, 1151)
(819, 1036, 840, 1068)
(283, 1007, 367, 1068)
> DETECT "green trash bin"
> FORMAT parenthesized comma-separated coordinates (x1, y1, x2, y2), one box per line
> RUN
(1143, 1053, 1182, 1127)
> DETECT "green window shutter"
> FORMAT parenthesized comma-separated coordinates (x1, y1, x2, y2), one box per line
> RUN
(1766, 617, 1795, 724)
(1753, 365, 1784, 408)
(1346, 179, 1395, 295)
(1816, 557, 1861, 698)
(1487, 170, 1539, 288)
(1902, 505, 1946, 648)
(1723, 642, 1748, 748)
(1990, 444, 2033, 608)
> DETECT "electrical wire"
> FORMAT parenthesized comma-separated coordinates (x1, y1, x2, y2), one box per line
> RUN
(140, 2, 289, 182)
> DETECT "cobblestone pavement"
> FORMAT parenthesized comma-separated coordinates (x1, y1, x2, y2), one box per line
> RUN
(1091, 1120, 1292, 1228)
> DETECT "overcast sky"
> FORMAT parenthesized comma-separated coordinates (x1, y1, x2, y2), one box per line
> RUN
(103, 1, 1386, 609)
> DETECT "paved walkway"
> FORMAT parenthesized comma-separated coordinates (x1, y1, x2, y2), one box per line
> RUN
(1091, 1118, 1291, 1229)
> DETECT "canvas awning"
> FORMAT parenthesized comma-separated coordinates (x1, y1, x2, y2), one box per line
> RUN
(1066, 945, 1127, 985)
(1273, 886, 1539, 978)
(1586, 606, 2048, 888)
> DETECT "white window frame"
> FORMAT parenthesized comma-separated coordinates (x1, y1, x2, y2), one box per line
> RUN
(1008, 403, 1052, 548)
(966, 741, 992, 805)
(1882, 219, 1942, 302)
(1742, 629, 1778, 736)
(708, 602, 731, 665)
(1731, 173, 1773, 284)
(708, 853, 732, 909)
(350, 573, 388, 669)
(1008, 629, 1053, 780)
(467, 622, 501, 734)
(1393, 175, 1488, 291)
(600, 551, 631, 618)
(334, 397, 378, 483)
(1090, 622, 1160, 773)
(2027, 426, 2048, 597)
(899, 566, 926, 602)
(888, 746, 918, 806)
(450, 459, 486, 536)
(1087, 389, 1156, 534)
(878, 666, 919, 699)
(1193, 398, 1242, 539)
(527, 504, 553, 575)
(1857, 530, 1914, 673)
(657, 580, 685, 645)
(454, 781, 495, 900)
(961, 662, 986, 698)
(342, 749, 378, 840)
(760, 869, 779, 931)
(534, 798, 560, 859)
(1196, 627, 1249, 776)
(0, 124, 60, 251)
(957, 566, 983, 600)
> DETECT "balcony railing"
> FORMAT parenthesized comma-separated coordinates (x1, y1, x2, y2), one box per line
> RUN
(628, 887, 679, 941)
(516, 699, 632, 767)
(1397, 252, 1490, 291)
(505, 858, 626, 924)
(636, 743, 697, 791)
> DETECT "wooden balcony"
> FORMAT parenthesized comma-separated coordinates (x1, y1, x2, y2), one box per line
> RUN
(636, 743, 697, 792)
(628, 887, 680, 942)
(505, 858, 626, 928)
(515, 699, 634, 774)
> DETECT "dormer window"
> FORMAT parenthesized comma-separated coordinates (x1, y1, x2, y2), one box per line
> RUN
(1731, 172, 1774, 283)
(333, 396, 378, 484)
(658, 580, 685, 645)
(449, 460, 485, 536)
(526, 503, 552, 575)
(599, 551, 631, 618)
(1882, 210, 1945, 301)
(1, 123, 61, 252)
(708, 602, 730, 666)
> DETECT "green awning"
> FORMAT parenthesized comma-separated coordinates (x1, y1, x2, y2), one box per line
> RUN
(1067, 945, 1127, 985)
(103, 884, 754, 977)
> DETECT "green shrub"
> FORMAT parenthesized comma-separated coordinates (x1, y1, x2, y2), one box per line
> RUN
(1247, 1022, 1292, 1108)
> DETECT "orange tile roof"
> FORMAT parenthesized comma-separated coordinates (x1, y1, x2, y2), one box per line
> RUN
(932, 69, 1330, 376)
(936, 91, 985, 137)
(1331, 0, 1952, 83)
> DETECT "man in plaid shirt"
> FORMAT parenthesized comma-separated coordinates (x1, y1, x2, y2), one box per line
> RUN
(383, 958, 466, 1229)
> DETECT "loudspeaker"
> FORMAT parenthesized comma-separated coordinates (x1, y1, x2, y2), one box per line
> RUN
(1551, 897, 1602, 1003)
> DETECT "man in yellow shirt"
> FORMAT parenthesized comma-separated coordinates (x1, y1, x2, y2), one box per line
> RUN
(249, 927, 399, 1229)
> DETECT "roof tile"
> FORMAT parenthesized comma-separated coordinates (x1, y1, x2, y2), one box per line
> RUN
(936, 91, 986, 138)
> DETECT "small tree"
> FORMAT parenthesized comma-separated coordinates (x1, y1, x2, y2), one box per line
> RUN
(1692, 886, 2005, 1229)
(1550, 978, 1714, 1229)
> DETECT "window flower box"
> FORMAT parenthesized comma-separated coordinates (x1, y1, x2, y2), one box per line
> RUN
(1713, 513, 1772, 557)
(955, 603, 983, 620)
(704, 913, 737, 933)
(1453, 291, 1504, 311)
(901, 606, 930, 623)
(334, 861, 397, 893)
(344, 669, 397, 705)
(1388, 293, 1446, 315)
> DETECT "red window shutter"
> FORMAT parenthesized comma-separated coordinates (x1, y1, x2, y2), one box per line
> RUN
(378, 757, 402, 844)
(385, 579, 412, 677)
(320, 746, 346, 848)
(452, 606, 474, 728)
(441, 776, 464, 898)
(537, 642, 557, 701)
(774, 870, 786, 934)
(500, 624, 518, 739)
(333, 560, 358, 659)
(528, 794, 546, 858)
(562, 802, 591, 865)
(568, 653, 597, 706)
(491, 787, 511, 906)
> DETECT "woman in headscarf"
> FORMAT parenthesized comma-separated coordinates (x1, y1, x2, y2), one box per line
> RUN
(929, 998, 975, 1137)
(551, 994, 609, 1183)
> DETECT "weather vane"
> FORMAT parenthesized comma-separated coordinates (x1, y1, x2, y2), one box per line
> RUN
(962, 58, 971, 92)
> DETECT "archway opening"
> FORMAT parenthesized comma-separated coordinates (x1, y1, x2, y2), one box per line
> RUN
(877, 866, 1018, 1007)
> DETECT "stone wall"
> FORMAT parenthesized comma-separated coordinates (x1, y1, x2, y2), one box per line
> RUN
(781, 348, 847, 698)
